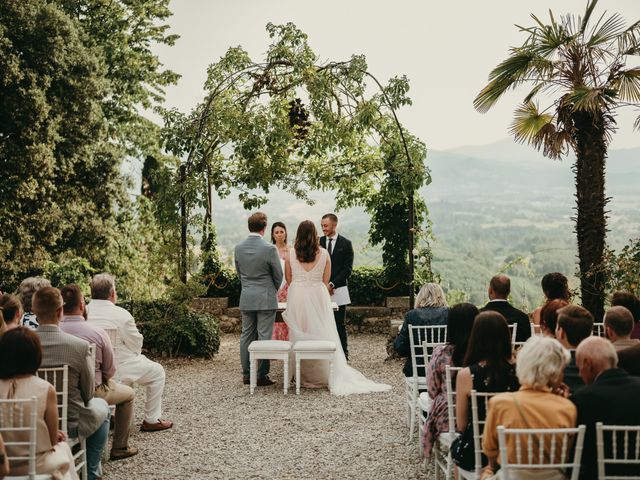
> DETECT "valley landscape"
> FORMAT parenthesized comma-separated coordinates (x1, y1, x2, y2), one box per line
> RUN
(209, 139, 640, 310)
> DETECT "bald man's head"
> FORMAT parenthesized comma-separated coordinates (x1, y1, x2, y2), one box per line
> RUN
(575, 336, 618, 385)
(489, 275, 510, 299)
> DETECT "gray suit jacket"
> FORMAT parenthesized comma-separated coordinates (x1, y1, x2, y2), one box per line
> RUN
(37, 325, 107, 438)
(234, 234, 283, 311)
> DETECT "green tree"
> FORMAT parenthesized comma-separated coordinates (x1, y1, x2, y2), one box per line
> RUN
(54, 0, 179, 157)
(0, 0, 124, 289)
(474, 0, 640, 319)
(602, 237, 640, 297)
(162, 23, 429, 289)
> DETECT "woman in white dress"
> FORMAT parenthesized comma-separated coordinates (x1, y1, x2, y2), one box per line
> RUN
(283, 220, 391, 396)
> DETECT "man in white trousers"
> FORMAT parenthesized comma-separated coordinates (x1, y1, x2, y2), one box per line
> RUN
(86, 273, 173, 432)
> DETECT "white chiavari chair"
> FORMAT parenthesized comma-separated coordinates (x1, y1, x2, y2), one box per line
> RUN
(433, 365, 463, 480)
(406, 324, 447, 441)
(596, 422, 640, 479)
(0, 397, 52, 480)
(457, 391, 501, 479)
(37, 366, 87, 479)
(497, 425, 586, 480)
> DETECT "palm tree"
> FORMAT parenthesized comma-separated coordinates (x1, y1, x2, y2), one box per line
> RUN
(474, 0, 640, 320)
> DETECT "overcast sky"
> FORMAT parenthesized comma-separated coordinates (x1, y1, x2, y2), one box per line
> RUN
(153, 0, 640, 150)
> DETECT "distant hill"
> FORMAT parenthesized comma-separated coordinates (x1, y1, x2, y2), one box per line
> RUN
(145, 138, 639, 309)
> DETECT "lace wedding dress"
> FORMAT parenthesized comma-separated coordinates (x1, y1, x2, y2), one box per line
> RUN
(283, 248, 391, 396)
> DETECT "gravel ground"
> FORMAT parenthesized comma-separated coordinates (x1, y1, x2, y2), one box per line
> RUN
(103, 334, 433, 479)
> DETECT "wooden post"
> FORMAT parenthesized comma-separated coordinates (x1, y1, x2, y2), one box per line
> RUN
(180, 164, 187, 283)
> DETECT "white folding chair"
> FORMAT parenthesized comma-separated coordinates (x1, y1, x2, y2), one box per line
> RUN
(37, 366, 88, 480)
(458, 391, 501, 479)
(596, 422, 640, 479)
(433, 365, 463, 480)
(508, 323, 518, 343)
(406, 324, 447, 442)
(530, 322, 542, 336)
(88, 344, 96, 370)
(593, 322, 606, 337)
(497, 425, 586, 480)
(0, 397, 52, 480)
(417, 335, 448, 456)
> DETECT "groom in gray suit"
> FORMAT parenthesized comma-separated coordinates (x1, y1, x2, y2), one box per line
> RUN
(235, 212, 283, 386)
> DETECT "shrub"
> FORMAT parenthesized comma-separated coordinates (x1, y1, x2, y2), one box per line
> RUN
(203, 265, 408, 306)
(203, 267, 241, 306)
(119, 300, 221, 358)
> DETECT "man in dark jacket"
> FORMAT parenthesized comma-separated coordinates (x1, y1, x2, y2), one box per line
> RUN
(571, 336, 640, 479)
(618, 343, 640, 376)
(320, 213, 354, 360)
(480, 275, 531, 342)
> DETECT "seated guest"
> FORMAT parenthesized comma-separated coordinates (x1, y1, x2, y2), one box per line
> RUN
(18, 277, 51, 329)
(532, 272, 571, 326)
(555, 305, 593, 393)
(618, 343, 640, 376)
(604, 306, 639, 351)
(571, 336, 640, 479)
(480, 275, 531, 342)
(454, 311, 520, 471)
(539, 299, 569, 338)
(60, 284, 138, 460)
(0, 294, 23, 333)
(482, 336, 576, 480)
(0, 327, 78, 479)
(423, 302, 478, 459)
(611, 291, 640, 339)
(86, 274, 173, 432)
(33, 287, 109, 480)
(394, 283, 449, 378)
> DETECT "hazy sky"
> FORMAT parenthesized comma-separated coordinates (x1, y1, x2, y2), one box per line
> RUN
(153, 0, 640, 150)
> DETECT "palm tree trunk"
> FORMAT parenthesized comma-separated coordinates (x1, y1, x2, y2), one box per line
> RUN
(572, 111, 608, 321)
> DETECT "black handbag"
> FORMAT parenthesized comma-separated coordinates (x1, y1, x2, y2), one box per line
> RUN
(450, 424, 476, 471)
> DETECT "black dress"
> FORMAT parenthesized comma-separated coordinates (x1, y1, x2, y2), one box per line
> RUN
(452, 362, 520, 470)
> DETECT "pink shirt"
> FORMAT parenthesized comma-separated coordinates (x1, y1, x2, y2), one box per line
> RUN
(61, 315, 115, 387)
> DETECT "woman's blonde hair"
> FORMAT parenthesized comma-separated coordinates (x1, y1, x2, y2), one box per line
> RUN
(516, 336, 570, 390)
(414, 283, 448, 309)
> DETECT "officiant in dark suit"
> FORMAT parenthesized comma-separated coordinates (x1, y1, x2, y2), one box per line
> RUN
(320, 213, 354, 360)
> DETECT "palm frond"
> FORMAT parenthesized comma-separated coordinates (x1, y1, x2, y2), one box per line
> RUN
(586, 12, 626, 47)
(634, 113, 640, 131)
(509, 101, 554, 146)
(487, 51, 537, 82)
(543, 129, 572, 160)
(613, 68, 640, 102)
(580, 0, 599, 34)
(566, 85, 608, 112)
(523, 83, 546, 104)
(529, 12, 573, 57)
(474, 51, 537, 113)
(619, 20, 640, 55)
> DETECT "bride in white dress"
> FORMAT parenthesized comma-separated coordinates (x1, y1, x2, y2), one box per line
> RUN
(283, 220, 391, 396)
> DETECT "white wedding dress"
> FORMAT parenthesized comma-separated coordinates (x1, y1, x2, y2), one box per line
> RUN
(283, 248, 391, 396)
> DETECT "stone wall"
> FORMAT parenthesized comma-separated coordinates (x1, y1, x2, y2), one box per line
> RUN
(192, 296, 411, 338)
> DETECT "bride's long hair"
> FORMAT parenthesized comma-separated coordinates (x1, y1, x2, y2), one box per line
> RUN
(294, 220, 319, 263)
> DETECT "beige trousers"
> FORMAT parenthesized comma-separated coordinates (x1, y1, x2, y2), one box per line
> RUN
(94, 379, 134, 450)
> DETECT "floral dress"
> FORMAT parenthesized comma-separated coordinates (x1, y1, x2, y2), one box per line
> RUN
(423, 344, 454, 458)
(272, 248, 290, 341)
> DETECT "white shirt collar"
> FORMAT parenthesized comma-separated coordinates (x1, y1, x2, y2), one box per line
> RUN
(488, 298, 509, 303)
(248, 232, 262, 237)
(326, 233, 338, 240)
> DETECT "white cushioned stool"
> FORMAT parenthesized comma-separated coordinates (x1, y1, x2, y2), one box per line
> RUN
(292, 340, 337, 395)
(248, 340, 292, 394)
